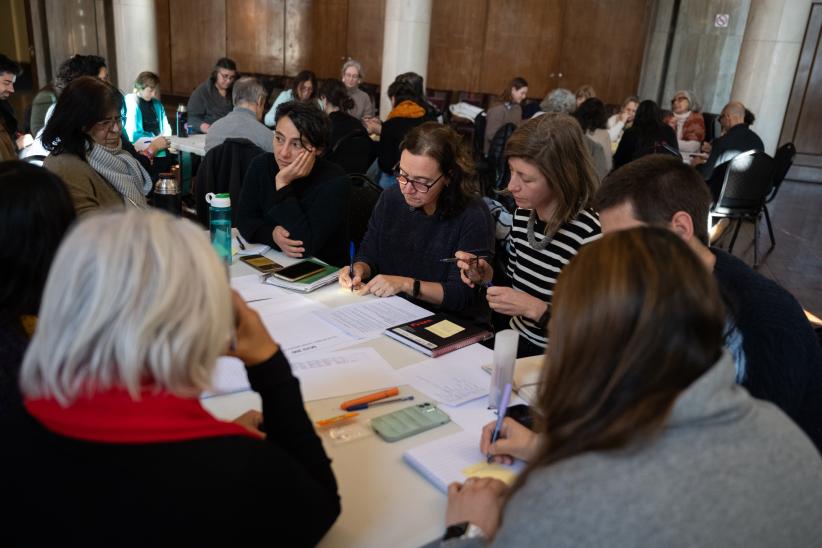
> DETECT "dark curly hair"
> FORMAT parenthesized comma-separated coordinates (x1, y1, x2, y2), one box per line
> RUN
(400, 121, 479, 219)
(274, 100, 331, 151)
(573, 97, 608, 133)
(42, 76, 123, 160)
(318, 79, 355, 112)
(54, 54, 107, 95)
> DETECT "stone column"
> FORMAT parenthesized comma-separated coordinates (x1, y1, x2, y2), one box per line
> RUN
(379, 0, 432, 116)
(731, 0, 814, 153)
(111, 0, 159, 93)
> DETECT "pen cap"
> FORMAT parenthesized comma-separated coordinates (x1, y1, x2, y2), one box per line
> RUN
(489, 329, 518, 409)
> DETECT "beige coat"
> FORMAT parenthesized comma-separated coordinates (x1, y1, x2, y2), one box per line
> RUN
(43, 153, 124, 216)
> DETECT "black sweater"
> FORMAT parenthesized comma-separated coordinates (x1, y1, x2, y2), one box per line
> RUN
(3, 351, 340, 547)
(613, 123, 679, 169)
(713, 249, 822, 451)
(237, 153, 351, 266)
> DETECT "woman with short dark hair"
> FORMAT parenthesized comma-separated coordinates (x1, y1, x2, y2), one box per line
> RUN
(441, 227, 822, 545)
(238, 101, 351, 266)
(573, 97, 612, 174)
(319, 78, 374, 174)
(339, 122, 493, 321)
(42, 76, 152, 215)
(264, 70, 320, 127)
(0, 161, 75, 420)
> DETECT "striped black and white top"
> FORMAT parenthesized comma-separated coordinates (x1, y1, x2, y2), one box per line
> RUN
(505, 207, 601, 348)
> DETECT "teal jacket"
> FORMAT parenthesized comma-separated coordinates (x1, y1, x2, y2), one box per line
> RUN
(123, 93, 171, 143)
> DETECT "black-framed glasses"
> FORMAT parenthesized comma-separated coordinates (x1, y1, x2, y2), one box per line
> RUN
(393, 163, 444, 193)
(94, 116, 122, 131)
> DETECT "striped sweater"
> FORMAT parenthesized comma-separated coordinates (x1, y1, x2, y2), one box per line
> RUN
(505, 208, 601, 347)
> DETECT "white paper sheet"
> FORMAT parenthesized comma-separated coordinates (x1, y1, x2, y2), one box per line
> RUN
(313, 296, 431, 340)
(444, 393, 527, 432)
(289, 347, 402, 401)
(396, 344, 493, 406)
(231, 274, 287, 303)
(204, 356, 250, 397)
(262, 311, 356, 358)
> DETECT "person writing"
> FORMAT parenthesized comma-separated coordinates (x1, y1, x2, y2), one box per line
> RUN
(237, 101, 350, 267)
(440, 228, 822, 545)
(6, 210, 340, 546)
(339, 122, 493, 321)
(457, 114, 600, 356)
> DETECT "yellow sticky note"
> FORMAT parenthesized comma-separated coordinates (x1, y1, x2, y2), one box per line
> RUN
(461, 461, 519, 485)
(425, 319, 465, 338)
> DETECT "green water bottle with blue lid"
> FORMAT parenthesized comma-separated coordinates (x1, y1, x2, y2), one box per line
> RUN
(206, 192, 232, 266)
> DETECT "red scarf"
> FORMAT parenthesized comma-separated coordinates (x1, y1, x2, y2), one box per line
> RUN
(25, 387, 261, 444)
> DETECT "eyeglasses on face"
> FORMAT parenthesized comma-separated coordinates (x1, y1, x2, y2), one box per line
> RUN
(393, 163, 444, 193)
(94, 116, 122, 131)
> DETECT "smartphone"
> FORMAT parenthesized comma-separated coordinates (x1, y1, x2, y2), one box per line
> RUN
(239, 254, 282, 274)
(371, 402, 451, 442)
(273, 260, 325, 282)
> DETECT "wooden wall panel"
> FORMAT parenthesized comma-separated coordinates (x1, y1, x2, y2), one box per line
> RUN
(306, 0, 349, 79)
(479, 0, 562, 97)
(346, 0, 384, 84)
(227, 0, 285, 76)
(154, 0, 171, 92)
(169, 0, 225, 94)
(284, 0, 308, 75)
(427, 0, 488, 91)
(559, 0, 650, 105)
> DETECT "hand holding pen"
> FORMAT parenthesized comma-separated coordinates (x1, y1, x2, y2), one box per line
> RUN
(480, 418, 540, 465)
(454, 250, 494, 288)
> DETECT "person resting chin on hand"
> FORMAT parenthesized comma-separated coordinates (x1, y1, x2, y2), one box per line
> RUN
(237, 101, 351, 267)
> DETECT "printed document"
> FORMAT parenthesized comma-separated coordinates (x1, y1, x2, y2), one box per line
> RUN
(314, 296, 431, 340)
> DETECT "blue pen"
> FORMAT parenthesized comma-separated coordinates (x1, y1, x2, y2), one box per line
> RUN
(349, 241, 356, 292)
(487, 383, 513, 463)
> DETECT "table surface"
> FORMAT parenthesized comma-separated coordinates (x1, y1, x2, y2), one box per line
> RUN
(205, 251, 491, 548)
(169, 133, 206, 156)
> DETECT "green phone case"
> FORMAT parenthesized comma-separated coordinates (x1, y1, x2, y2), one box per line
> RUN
(371, 402, 451, 442)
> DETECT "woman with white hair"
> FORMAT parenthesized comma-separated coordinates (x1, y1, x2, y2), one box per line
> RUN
(6, 210, 340, 546)
(341, 58, 375, 120)
(670, 89, 705, 154)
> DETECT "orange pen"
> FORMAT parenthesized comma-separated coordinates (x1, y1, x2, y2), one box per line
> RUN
(315, 412, 359, 428)
(340, 387, 400, 411)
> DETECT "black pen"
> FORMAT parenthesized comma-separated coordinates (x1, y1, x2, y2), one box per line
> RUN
(441, 255, 489, 263)
(236, 235, 246, 251)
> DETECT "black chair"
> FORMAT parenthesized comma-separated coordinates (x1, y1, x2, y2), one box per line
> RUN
(761, 142, 796, 247)
(328, 127, 375, 174)
(711, 150, 776, 267)
(195, 138, 265, 227)
(347, 173, 382, 248)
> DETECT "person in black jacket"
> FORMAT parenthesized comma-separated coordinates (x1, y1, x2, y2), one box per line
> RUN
(613, 100, 679, 169)
(596, 155, 822, 451)
(237, 101, 350, 267)
(5, 209, 340, 547)
(319, 78, 375, 174)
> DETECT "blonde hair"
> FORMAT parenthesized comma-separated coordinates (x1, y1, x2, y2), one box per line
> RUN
(20, 210, 233, 405)
(504, 113, 598, 235)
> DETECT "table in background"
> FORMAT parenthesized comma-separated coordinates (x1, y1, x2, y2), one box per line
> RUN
(203, 251, 488, 548)
(169, 134, 206, 194)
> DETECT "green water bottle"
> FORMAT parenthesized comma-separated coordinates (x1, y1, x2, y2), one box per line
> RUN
(206, 192, 232, 266)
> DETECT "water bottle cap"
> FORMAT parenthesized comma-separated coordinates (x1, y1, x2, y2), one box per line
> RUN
(206, 192, 231, 208)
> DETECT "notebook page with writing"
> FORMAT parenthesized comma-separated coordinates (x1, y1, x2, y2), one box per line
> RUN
(403, 430, 525, 493)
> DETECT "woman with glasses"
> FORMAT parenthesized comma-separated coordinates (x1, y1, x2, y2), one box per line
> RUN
(42, 76, 152, 216)
(339, 122, 493, 321)
(263, 70, 320, 127)
(237, 101, 350, 267)
(457, 114, 600, 357)
(341, 59, 374, 120)
(670, 89, 705, 154)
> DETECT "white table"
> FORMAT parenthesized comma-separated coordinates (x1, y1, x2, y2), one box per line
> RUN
(204, 251, 489, 548)
(169, 133, 207, 156)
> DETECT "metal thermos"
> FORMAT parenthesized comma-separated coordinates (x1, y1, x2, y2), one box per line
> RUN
(176, 104, 189, 137)
(153, 173, 181, 216)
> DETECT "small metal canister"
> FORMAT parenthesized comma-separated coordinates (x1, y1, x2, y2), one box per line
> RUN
(153, 173, 181, 216)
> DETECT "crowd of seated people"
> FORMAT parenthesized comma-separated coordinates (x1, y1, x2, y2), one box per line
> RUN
(2, 43, 821, 547)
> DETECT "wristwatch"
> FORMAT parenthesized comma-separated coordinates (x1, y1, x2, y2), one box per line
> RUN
(412, 279, 421, 299)
(442, 522, 485, 541)
(536, 306, 551, 328)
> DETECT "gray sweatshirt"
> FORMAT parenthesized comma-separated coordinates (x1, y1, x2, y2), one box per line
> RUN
(447, 351, 822, 547)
